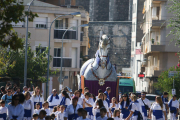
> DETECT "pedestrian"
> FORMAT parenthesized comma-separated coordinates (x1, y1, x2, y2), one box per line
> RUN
(83, 92, 94, 119)
(168, 95, 179, 120)
(149, 96, 167, 120)
(32, 114, 39, 120)
(64, 96, 83, 120)
(0, 100, 8, 120)
(34, 103, 41, 115)
(90, 94, 96, 102)
(31, 86, 44, 109)
(104, 87, 111, 107)
(23, 91, 34, 120)
(96, 107, 108, 120)
(77, 108, 84, 120)
(137, 92, 151, 120)
(42, 101, 51, 116)
(93, 99, 104, 119)
(77, 109, 90, 120)
(81, 87, 89, 100)
(59, 90, 71, 109)
(22, 86, 28, 94)
(112, 110, 120, 120)
(47, 89, 60, 113)
(125, 94, 140, 120)
(109, 97, 119, 117)
(161, 92, 169, 114)
(8, 94, 24, 120)
(1, 87, 13, 107)
(38, 110, 46, 120)
(72, 90, 83, 106)
(119, 93, 130, 120)
(0, 87, 6, 99)
(51, 106, 58, 117)
(57, 105, 65, 120)
(96, 89, 103, 100)
(103, 93, 109, 117)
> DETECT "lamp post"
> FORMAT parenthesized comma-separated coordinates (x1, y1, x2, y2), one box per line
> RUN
(59, 24, 88, 88)
(24, 0, 34, 86)
(46, 12, 81, 98)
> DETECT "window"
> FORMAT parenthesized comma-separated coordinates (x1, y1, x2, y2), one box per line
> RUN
(53, 48, 72, 67)
(36, 47, 46, 55)
(55, 20, 63, 29)
(34, 17, 47, 29)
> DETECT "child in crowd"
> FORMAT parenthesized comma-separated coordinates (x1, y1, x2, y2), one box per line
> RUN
(50, 114, 56, 120)
(42, 101, 50, 116)
(96, 108, 108, 120)
(52, 106, 58, 117)
(33, 114, 39, 120)
(113, 110, 120, 120)
(81, 109, 90, 120)
(45, 116, 51, 120)
(38, 110, 46, 120)
(0, 100, 8, 120)
(34, 103, 41, 115)
(57, 105, 65, 120)
(77, 108, 84, 120)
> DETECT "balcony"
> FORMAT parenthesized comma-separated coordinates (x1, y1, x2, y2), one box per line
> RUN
(146, 66, 161, 77)
(53, 57, 72, 67)
(152, 20, 166, 28)
(54, 29, 77, 40)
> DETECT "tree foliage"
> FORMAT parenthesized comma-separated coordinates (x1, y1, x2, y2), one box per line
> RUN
(154, 64, 180, 98)
(167, 0, 180, 49)
(0, 46, 55, 82)
(0, 0, 38, 50)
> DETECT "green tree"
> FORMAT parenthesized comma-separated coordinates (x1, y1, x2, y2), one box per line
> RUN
(154, 64, 180, 98)
(0, 0, 38, 50)
(167, 0, 180, 48)
(0, 46, 55, 82)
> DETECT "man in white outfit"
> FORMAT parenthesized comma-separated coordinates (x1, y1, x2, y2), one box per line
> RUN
(137, 92, 151, 120)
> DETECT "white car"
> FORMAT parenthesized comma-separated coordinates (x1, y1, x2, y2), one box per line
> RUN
(146, 94, 157, 105)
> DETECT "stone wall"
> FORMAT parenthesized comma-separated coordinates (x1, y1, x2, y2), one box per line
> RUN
(88, 22, 132, 71)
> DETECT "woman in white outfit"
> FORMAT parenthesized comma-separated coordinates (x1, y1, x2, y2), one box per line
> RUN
(23, 92, 34, 120)
(125, 94, 140, 120)
(8, 94, 24, 120)
(83, 92, 94, 119)
(109, 97, 119, 117)
(31, 86, 44, 109)
(112, 110, 120, 120)
(149, 96, 167, 120)
(59, 91, 71, 110)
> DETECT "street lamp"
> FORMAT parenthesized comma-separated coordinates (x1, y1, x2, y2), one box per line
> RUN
(59, 24, 89, 89)
(46, 12, 81, 98)
(24, 0, 35, 86)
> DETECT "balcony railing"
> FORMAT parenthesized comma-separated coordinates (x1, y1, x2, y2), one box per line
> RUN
(54, 29, 77, 39)
(53, 57, 72, 67)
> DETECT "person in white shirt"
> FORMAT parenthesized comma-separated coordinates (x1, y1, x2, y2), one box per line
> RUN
(31, 86, 44, 109)
(8, 94, 24, 120)
(149, 96, 167, 120)
(79, 89, 85, 100)
(112, 110, 120, 120)
(96, 89, 103, 100)
(47, 89, 61, 113)
(42, 101, 51, 116)
(137, 92, 151, 120)
(96, 108, 108, 120)
(34, 103, 41, 115)
(71, 90, 83, 106)
(83, 92, 94, 119)
(103, 93, 109, 117)
(59, 90, 71, 110)
(168, 95, 179, 120)
(119, 93, 130, 120)
(57, 105, 65, 120)
(109, 97, 119, 117)
(23, 91, 34, 120)
(64, 96, 83, 120)
(93, 99, 105, 119)
(81, 87, 90, 100)
(51, 106, 58, 117)
(0, 100, 8, 120)
(125, 94, 140, 120)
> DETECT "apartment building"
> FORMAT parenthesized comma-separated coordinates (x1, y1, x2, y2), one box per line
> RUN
(13, 0, 89, 97)
(140, 0, 179, 93)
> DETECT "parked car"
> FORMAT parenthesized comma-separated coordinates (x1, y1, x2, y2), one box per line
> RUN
(146, 94, 157, 105)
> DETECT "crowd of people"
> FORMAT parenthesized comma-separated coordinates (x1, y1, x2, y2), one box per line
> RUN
(0, 83, 179, 120)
